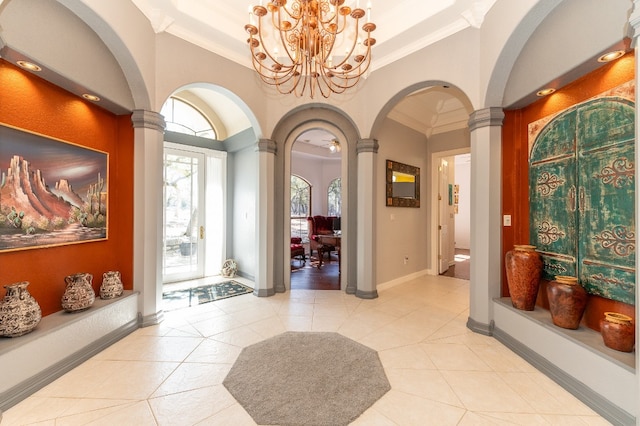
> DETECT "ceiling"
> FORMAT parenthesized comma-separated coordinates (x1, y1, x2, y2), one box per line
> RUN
(131, 0, 495, 150)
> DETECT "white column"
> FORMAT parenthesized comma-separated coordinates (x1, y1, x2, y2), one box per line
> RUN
(131, 110, 165, 326)
(255, 139, 277, 296)
(467, 107, 504, 334)
(628, 0, 640, 411)
(355, 138, 378, 298)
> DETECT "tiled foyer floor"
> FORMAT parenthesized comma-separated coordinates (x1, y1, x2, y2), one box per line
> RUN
(2, 275, 611, 425)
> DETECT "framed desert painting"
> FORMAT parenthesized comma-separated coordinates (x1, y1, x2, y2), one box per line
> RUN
(0, 123, 108, 252)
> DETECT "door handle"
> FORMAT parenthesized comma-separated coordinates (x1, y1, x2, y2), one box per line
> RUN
(568, 185, 576, 212)
(200, 226, 205, 239)
(578, 187, 585, 213)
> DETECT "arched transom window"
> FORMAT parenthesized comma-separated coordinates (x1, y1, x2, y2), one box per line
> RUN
(160, 97, 216, 139)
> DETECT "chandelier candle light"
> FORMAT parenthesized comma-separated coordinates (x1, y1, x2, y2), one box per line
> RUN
(245, 0, 377, 98)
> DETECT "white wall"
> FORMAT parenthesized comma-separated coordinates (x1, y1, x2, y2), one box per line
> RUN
(454, 157, 471, 249)
(444, 155, 456, 266)
(426, 128, 471, 271)
(291, 153, 341, 217)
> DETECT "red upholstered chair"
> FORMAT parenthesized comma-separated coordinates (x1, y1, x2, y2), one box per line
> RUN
(291, 237, 306, 266)
(307, 215, 337, 259)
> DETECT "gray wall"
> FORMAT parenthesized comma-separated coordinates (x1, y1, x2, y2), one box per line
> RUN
(229, 146, 257, 280)
(376, 118, 429, 284)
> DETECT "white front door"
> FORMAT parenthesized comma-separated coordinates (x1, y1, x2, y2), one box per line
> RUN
(162, 147, 206, 282)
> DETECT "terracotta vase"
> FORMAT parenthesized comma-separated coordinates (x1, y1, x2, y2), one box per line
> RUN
(0, 281, 42, 337)
(600, 312, 635, 353)
(546, 276, 587, 329)
(504, 244, 543, 311)
(100, 270, 124, 299)
(61, 272, 95, 312)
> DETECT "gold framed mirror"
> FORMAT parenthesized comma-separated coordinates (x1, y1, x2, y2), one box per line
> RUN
(386, 159, 420, 207)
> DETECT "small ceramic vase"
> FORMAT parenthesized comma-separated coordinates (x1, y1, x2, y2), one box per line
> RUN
(546, 275, 587, 329)
(0, 281, 42, 337)
(100, 270, 124, 299)
(600, 312, 635, 353)
(505, 245, 543, 310)
(61, 272, 95, 312)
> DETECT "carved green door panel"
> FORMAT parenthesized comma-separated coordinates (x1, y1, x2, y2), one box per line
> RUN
(576, 99, 635, 305)
(529, 98, 636, 305)
(530, 109, 577, 281)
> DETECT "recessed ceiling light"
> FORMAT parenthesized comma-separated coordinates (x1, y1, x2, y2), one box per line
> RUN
(16, 60, 42, 72)
(82, 93, 101, 102)
(598, 50, 625, 63)
(536, 88, 555, 97)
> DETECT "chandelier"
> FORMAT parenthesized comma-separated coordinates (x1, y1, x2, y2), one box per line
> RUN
(245, 0, 376, 98)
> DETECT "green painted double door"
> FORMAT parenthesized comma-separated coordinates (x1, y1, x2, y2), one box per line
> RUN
(529, 98, 635, 305)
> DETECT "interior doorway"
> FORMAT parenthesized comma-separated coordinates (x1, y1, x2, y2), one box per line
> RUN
(289, 128, 343, 290)
(432, 150, 471, 280)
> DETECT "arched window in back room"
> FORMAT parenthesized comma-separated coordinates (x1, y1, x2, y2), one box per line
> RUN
(160, 97, 217, 139)
(328, 178, 341, 217)
(291, 175, 311, 241)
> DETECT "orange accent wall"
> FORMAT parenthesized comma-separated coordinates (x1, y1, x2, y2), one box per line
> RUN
(501, 52, 636, 331)
(0, 60, 134, 317)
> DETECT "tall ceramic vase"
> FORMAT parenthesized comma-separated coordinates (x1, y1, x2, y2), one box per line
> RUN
(546, 276, 587, 329)
(505, 244, 543, 311)
(600, 312, 635, 352)
(100, 270, 124, 299)
(61, 272, 95, 312)
(0, 281, 42, 337)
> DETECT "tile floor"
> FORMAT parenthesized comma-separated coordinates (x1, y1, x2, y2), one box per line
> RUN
(2, 275, 612, 425)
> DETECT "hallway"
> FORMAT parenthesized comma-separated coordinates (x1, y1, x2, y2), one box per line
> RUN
(1, 274, 608, 425)
(440, 248, 471, 280)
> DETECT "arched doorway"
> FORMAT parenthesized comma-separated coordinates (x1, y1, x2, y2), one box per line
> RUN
(271, 105, 360, 294)
(290, 129, 343, 290)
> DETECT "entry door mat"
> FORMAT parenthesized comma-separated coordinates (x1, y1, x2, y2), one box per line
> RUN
(162, 281, 253, 311)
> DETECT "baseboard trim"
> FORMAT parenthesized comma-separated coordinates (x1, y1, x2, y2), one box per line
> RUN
(466, 317, 494, 336)
(140, 310, 164, 327)
(493, 326, 636, 426)
(356, 289, 378, 299)
(377, 269, 429, 292)
(0, 318, 139, 411)
(236, 271, 255, 281)
(254, 287, 275, 297)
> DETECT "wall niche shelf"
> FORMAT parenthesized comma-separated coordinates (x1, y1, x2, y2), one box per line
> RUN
(493, 297, 636, 425)
(495, 297, 634, 370)
(0, 291, 139, 412)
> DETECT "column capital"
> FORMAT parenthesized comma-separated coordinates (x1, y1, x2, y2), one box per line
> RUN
(131, 110, 166, 132)
(356, 138, 379, 154)
(256, 138, 277, 154)
(468, 107, 504, 132)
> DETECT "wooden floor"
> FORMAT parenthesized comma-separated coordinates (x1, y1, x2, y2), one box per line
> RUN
(292, 247, 470, 290)
(440, 248, 470, 280)
(290, 252, 340, 290)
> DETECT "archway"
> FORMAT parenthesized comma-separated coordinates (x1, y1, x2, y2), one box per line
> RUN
(371, 82, 474, 278)
(271, 105, 360, 294)
(287, 125, 347, 291)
